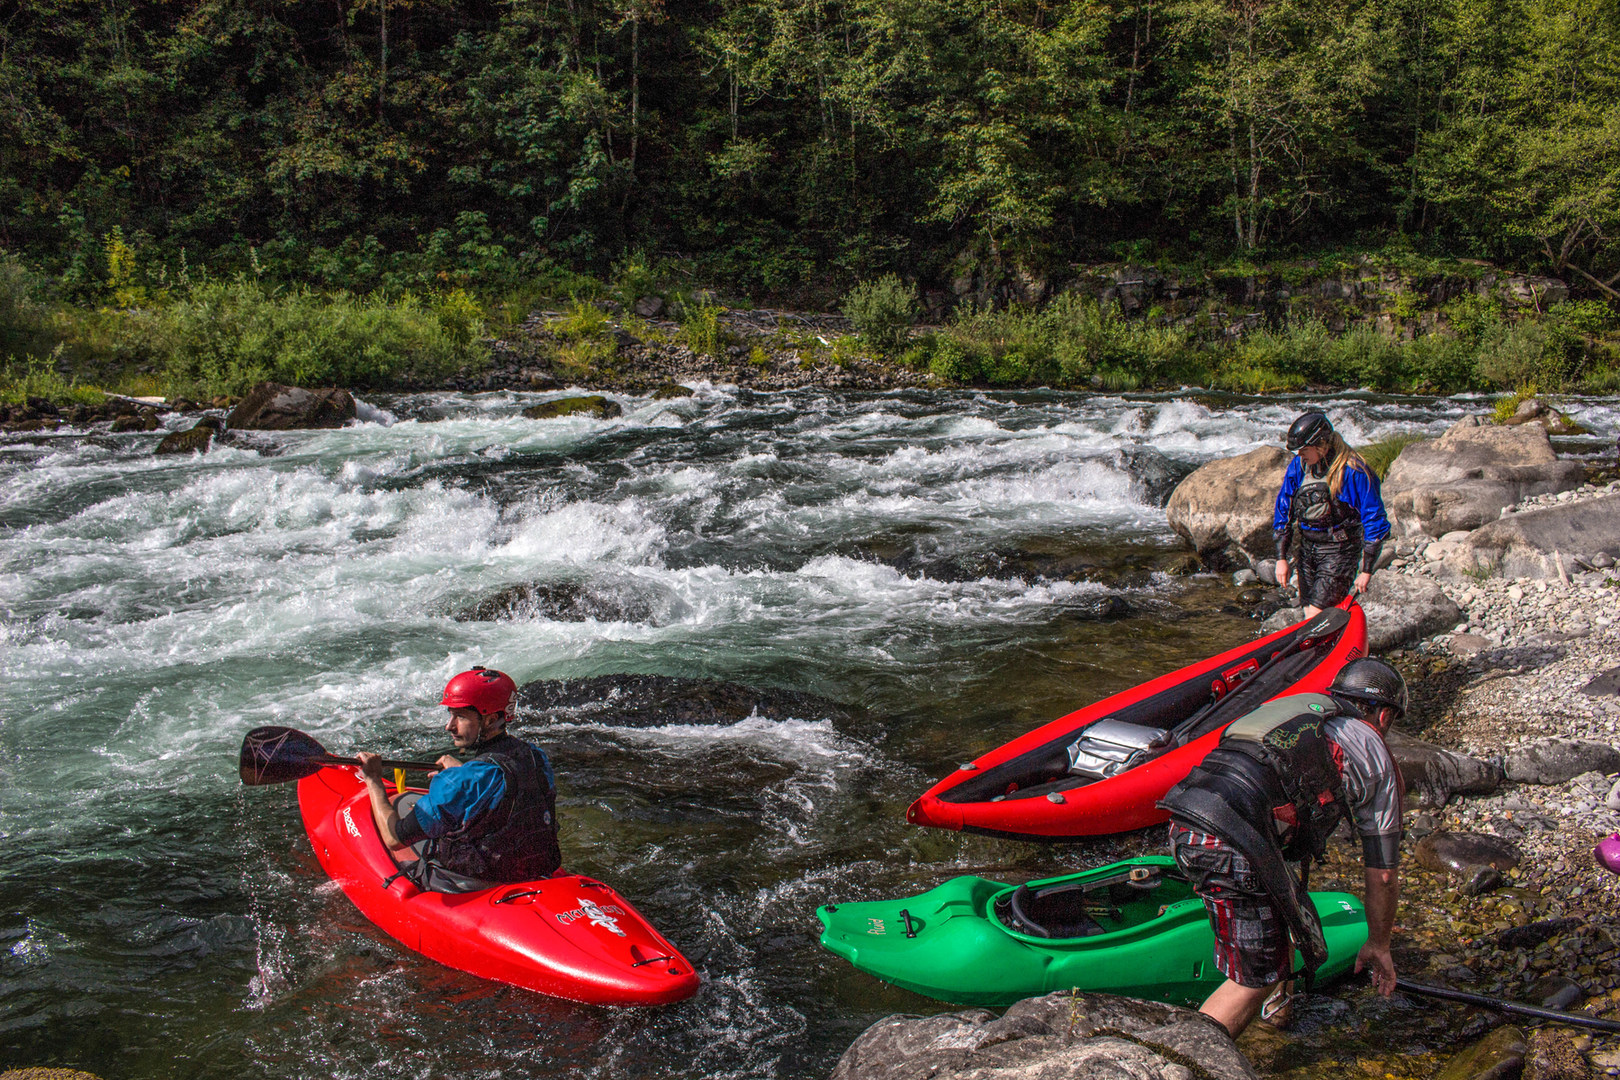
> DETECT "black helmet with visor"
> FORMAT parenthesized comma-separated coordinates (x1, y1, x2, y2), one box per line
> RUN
(1286, 411, 1334, 453)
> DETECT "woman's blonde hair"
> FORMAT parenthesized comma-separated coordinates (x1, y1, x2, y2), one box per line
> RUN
(1325, 433, 1370, 498)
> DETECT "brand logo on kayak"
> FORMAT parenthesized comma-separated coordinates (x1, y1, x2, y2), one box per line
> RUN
(1309, 703, 1326, 713)
(557, 898, 628, 936)
(866, 918, 885, 935)
(341, 808, 361, 838)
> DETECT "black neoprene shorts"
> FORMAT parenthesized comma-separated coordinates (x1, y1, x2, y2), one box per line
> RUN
(1298, 535, 1360, 609)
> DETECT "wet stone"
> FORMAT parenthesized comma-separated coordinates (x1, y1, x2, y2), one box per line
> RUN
(1529, 974, 1583, 1011)
(1435, 1024, 1527, 1080)
(1416, 831, 1523, 876)
(1497, 917, 1583, 950)
(515, 674, 854, 729)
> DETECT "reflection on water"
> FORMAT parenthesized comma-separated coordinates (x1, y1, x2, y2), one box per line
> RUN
(2, 389, 1615, 1078)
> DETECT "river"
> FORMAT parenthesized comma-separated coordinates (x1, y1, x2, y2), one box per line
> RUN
(3, 388, 1616, 1079)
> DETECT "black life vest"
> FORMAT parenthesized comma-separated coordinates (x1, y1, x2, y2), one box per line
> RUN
(1291, 464, 1358, 539)
(1218, 693, 1348, 862)
(431, 733, 562, 883)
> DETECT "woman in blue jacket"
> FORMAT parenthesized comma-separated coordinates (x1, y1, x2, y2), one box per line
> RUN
(1273, 411, 1390, 617)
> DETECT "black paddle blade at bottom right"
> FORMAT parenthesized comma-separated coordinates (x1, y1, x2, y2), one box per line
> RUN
(239, 725, 341, 785)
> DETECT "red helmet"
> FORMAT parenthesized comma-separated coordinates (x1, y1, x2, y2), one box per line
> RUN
(441, 666, 517, 715)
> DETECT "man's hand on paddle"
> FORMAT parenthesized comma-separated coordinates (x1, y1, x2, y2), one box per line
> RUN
(1355, 941, 1396, 996)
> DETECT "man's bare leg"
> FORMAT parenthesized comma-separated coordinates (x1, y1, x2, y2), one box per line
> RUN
(1199, 979, 1271, 1038)
(1303, 604, 1323, 618)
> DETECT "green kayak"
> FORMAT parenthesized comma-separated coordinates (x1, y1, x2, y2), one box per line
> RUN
(817, 856, 1368, 1008)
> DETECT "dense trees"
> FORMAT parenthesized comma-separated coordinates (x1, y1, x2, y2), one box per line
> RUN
(1, 0, 1617, 295)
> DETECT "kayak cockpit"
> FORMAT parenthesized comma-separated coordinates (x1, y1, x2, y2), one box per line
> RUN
(992, 862, 1198, 941)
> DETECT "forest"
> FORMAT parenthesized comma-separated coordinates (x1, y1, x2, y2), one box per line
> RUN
(2, 0, 1619, 398)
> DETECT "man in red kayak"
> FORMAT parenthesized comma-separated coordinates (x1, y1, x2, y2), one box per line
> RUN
(356, 666, 562, 891)
(1158, 658, 1406, 1037)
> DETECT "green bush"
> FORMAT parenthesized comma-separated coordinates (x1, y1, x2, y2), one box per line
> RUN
(841, 274, 917, 355)
(0, 354, 107, 406)
(928, 337, 983, 382)
(1359, 433, 1426, 478)
(676, 302, 731, 358)
(161, 281, 488, 397)
(1, 252, 54, 359)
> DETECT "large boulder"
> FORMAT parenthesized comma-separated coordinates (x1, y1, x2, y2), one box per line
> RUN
(1165, 446, 1289, 571)
(1357, 574, 1463, 652)
(1385, 731, 1502, 807)
(1443, 493, 1620, 579)
(227, 382, 357, 430)
(1382, 420, 1584, 537)
(831, 992, 1256, 1080)
(1503, 738, 1620, 785)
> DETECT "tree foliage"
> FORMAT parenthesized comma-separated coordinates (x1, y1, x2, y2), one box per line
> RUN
(1, 0, 1617, 294)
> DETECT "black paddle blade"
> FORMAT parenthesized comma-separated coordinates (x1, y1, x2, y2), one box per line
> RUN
(239, 725, 340, 785)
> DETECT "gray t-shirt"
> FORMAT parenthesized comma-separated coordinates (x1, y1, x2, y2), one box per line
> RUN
(1326, 713, 1402, 869)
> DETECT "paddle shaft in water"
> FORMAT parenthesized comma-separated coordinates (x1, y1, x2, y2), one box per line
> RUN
(1396, 979, 1620, 1033)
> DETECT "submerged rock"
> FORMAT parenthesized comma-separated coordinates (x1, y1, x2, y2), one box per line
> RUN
(1115, 447, 1194, 508)
(454, 579, 679, 624)
(523, 395, 622, 420)
(831, 991, 1256, 1080)
(228, 381, 356, 430)
(650, 383, 693, 399)
(1385, 731, 1502, 807)
(1503, 738, 1620, 785)
(1435, 1025, 1526, 1080)
(155, 415, 224, 456)
(515, 674, 851, 728)
(1497, 917, 1582, 950)
(1524, 1027, 1590, 1080)
(1415, 831, 1522, 876)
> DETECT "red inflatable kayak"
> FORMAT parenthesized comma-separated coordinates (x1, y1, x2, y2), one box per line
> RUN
(296, 765, 700, 1006)
(906, 599, 1366, 841)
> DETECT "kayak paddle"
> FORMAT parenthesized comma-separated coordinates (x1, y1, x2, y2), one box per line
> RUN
(239, 725, 440, 786)
(1395, 978, 1620, 1033)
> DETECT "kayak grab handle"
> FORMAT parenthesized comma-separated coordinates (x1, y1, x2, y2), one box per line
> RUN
(631, 954, 675, 968)
(493, 888, 546, 905)
(899, 909, 917, 938)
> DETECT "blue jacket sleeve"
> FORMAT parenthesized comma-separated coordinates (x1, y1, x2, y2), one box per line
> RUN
(408, 760, 508, 839)
(1340, 466, 1390, 545)
(1273, 457, 1303, 537)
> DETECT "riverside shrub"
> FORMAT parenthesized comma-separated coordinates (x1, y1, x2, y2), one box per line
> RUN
(161, 281, 487, 397)
(842, 275, 916, 355)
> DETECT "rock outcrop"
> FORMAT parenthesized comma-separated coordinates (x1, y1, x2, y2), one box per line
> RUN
(523, 395, 622, 420)
(1442, 493, 1620, 580)
(831, 992, 1257, 1080)
(1165, 446, 1289, 571)
(1357, 574, 1464, 652)
(454, 579, 680, 624)
(227, 382, 357, 430)
(1385, 730, 1502, 807)
(1382, 420, 1584, 537)
(1503, 738, 1620, 785)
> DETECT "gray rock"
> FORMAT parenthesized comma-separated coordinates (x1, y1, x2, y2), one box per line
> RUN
(1385, 731, 1502, 807)
(1503, 738, 1620, 785)
(1165, 446, 1290, 571)
(227, 382, 357, 430)
(154, 416, 224, 455)
(1446, 632, 1492, 656)
(1232, 569, 1259, 586)
(634, 295, 665, 318)
(1583, 666, 1620, 699)
(1383, 421, 1584, 537)
(1117, 448, 1194, 509)
(1445, 493, 1620, 580)
(1358, 574, 1464, 651)
(453, 579, 680, 624)
(830, 991, 1257, 1080)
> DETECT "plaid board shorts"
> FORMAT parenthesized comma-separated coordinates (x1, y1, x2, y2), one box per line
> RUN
(1168, 822, 1291, 988)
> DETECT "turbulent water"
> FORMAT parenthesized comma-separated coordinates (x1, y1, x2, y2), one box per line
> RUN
(3, 388, 1616, 1079)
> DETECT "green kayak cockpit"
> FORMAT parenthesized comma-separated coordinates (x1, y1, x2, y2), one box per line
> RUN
(994, 862, 1192, 940)
(817, 856, 1368, 1008)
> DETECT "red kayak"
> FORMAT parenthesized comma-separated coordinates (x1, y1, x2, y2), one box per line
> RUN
(297, 765, 700, 1006)
(907, 598, 1366, 840)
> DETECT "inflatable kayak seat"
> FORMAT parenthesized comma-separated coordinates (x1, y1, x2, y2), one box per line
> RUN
(1065, 719, 1172, 780)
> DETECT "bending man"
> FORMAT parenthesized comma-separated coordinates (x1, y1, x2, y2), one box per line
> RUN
(357, 666, 562, 891)
(1158, 658, 1406, 1037)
